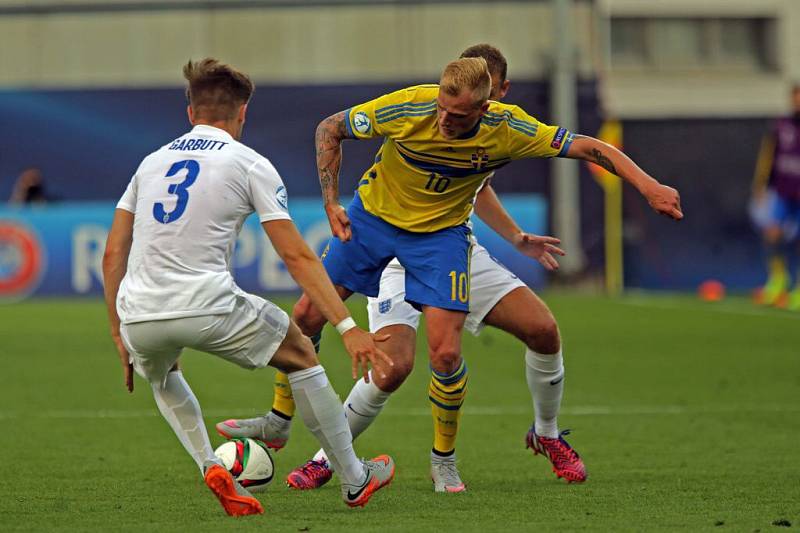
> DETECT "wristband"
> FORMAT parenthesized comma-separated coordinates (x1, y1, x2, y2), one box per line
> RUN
(334, 317, 357, 335)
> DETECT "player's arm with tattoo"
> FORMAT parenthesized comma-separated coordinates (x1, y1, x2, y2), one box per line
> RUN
(315, 111, 356, 241)
(565, 135, 683, 220)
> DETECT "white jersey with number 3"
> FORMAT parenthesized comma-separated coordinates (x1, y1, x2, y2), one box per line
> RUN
(115, 124, 291, 324)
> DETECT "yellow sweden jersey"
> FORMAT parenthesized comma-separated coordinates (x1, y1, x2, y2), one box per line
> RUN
(345, 84, 575, 232)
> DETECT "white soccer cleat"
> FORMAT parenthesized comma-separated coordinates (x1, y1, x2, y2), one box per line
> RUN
(430, 453, 466, 493)
(216, 412, 291, 450)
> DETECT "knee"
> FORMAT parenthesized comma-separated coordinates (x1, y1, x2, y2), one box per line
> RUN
(764, 226, 782, 244)
(276, 332, 320, 374)
(429, 345, 462, 375)
(291, 296, 325, 337)
(522, 318, 561, 355)
(373, 354, 414, 393)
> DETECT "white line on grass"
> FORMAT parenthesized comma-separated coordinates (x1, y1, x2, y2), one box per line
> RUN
(1, 404, 797, 420)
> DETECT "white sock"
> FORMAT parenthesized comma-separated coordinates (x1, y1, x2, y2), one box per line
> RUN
(266, 411, 291, 430)
(525, 348, 564, 439)
(152, 370, 216, 473)
(312, 371, 391, 469)
(288, 365, 365, 486)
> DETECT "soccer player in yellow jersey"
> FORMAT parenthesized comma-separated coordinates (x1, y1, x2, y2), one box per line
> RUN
(219, 53, 682, 490)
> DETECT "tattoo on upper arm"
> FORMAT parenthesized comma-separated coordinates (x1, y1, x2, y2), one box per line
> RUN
(315, 111, 348, 152)
(590, 148, 616, 174)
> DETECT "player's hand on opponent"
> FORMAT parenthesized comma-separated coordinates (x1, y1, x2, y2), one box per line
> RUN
(111, 333, 134, 393)
(325, 203, 352, 242)
(645, 183, 683, 220)
(341, 328, 393, 383)
(512, 232, 566, 271)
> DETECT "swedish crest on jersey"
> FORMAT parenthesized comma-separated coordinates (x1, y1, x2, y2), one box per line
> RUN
(471, 148, 489, 170)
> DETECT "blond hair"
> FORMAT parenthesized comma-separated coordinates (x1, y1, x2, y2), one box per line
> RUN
(183, 58, 254, 122)
(439, 57, 491, 106)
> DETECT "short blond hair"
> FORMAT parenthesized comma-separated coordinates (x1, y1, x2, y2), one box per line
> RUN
(439, 57, 491, 106)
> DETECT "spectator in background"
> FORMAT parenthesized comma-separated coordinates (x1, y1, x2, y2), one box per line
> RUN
(751, 84, 800, 310)
(9, 167, 48, 204)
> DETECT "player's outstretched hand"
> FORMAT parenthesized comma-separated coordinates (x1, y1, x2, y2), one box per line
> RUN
(325, 203, 352, 242)
(341, 328, 393, 383)
(512, 232, 566, 271)
(112, 334, 134, 393)
(645, 183, 683, 220)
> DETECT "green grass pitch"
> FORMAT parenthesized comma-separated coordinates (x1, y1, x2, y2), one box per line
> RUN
(0, 292, 797, 531)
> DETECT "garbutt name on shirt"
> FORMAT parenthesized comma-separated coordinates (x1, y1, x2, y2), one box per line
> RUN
(168, 138, 229, 151)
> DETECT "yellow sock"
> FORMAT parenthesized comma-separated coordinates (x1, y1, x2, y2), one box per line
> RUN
(272, 371, 296, 418)
(767, 256, 788, 286)
(429, 360, 468, 455)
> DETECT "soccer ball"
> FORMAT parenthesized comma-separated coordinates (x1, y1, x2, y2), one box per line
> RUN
(213, 438, 274, 492)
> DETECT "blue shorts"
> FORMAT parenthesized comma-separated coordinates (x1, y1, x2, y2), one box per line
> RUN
(322, 193, 473, 312)
(749, 189, 800, 240)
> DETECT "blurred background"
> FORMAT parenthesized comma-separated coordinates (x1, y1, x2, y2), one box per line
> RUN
(2, 0, 799, 300)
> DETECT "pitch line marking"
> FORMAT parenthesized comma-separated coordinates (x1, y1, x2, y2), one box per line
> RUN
(1, 404, 798, 420)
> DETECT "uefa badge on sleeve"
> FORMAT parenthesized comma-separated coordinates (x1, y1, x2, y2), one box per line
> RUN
(551, 127, 567, 150)
(276, 185, 288, 211)
(354, 112, 371, 135)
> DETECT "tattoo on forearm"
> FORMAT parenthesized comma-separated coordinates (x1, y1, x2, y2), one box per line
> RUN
(315, 111, 348, 203)
(590, 148, 616, 174)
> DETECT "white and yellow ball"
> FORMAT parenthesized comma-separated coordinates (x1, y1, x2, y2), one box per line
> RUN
(213, 438, 274, 492)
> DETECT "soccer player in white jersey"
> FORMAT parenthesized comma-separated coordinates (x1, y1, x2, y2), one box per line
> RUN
(217, 45, 572, 492)
(102, 58, 395, 516)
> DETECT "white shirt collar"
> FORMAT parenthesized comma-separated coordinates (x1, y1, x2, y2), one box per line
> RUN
(190, 124, 235, 141)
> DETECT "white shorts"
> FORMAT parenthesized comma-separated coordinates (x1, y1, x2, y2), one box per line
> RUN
(120, 293, 289, 388)
(367, 243, 527, 336)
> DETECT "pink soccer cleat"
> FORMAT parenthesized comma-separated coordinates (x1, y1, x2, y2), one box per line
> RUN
(286, 459, 334, 490)
(526, 427, 587, 483)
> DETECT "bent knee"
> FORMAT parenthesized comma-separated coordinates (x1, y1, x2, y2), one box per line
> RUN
(273, 326, 320, 374)
(292, 297, 326, 336)
(429, 347, 463, 375)
(374, 358, 414, 393)
(523, 319, 561, 355)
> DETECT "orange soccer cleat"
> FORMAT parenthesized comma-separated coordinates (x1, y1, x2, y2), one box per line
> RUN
(204, 463, 264, 517)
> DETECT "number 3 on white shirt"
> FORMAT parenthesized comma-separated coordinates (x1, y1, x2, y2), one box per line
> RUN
(153, 160, 199, 224)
